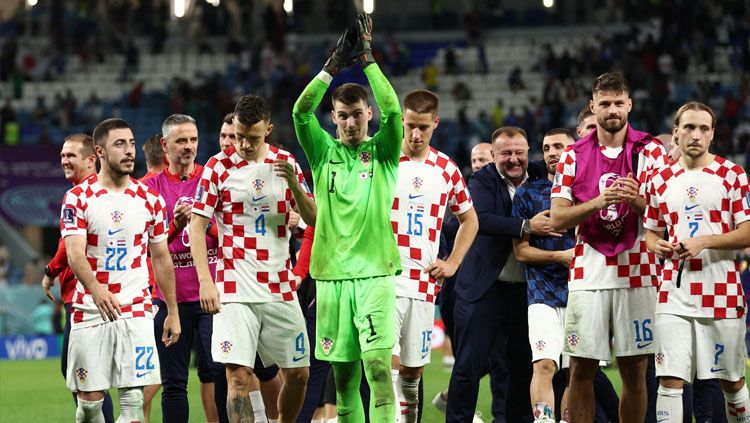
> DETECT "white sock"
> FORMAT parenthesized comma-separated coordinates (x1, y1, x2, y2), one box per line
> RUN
(392, 369, 402, 423)
(656, 385, 683, 422)
(398, 374, 420, 423)
(249, 390, 268, 423)
(76, 398, 105, 423)
(532, 401, 555, 421)
(116, 387, 144, 423)
(311, 420, 323, 423)
(268, 419, 278, 423)
(724, 385, 750, 423)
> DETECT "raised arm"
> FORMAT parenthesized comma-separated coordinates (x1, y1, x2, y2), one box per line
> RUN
(364, 63, 402, 162)
(292, 75, 331, 166)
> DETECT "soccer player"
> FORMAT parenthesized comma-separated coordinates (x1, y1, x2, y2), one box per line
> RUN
(142, 114, 219, 423)
(292, 12, 402, 421)
(219, 113, 236, 151)
(512, 129, 576, 422)
(575, 107, 597, 139)
(391, 89, 478, 421)
(141, 133, 168, 180)
(42, 134, 115, 423)
(550, 72, 668, 422)
(61, 118, 181, 423)
(644, 101, 750, 423)
(470, 142, 493, 173)
(190, 94, 314, 422)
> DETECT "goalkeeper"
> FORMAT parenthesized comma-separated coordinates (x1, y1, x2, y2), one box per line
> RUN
(292, 12, 401, 422)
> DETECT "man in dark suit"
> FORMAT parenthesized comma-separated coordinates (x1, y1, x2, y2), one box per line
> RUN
(446, 126, 561, 422)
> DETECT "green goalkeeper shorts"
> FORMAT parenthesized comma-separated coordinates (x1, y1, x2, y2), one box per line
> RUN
(315, 275, 396, 362)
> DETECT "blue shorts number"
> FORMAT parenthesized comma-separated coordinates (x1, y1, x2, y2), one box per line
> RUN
(135, 346, 155, 370)
(633, 319, 653, 343)
(295, 332, 305, 355)
(714, 343, 724, 365)
(421, 330, 432, 353)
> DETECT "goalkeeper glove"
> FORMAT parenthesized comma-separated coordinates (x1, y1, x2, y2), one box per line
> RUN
(354, 12, 375, 67)
(323, 26, 357, 76)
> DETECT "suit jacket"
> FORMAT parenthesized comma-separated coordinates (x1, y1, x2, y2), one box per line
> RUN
(453, 161, 544, 303)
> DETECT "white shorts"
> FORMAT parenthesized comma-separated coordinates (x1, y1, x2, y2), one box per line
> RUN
(528, 304, 568, 369)
(212, 301, 310, 369)
(564, 287, 657, 361)
(654, 313, 746, 382)
(393, 297, 435, 368)
(66, 317, 160, 392)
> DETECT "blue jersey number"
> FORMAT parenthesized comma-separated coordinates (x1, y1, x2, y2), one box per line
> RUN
(105, 247, 127, 271)
(406, 212, 424, 236)
(688, 221, 699, 238)
(255, 214, 267, 236)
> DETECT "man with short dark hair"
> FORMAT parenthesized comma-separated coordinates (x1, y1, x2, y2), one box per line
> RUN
(550, 72, 668, 422)
(62, 118, 181, 423)
(192, 95, 314, 422)
(512, 128, 576, 422)
(141, 133, 168, 180)
(219, 113, 236, 151)
(576, 106, 597, 139)
(391, 89, 478, 421)
(292, 12, 402, 422)
(42, 133, 116, 423)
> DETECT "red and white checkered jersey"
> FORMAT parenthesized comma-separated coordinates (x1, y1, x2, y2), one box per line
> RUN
(192, 145, 309, 303)
(551, 140, 668, 290)
(644, 157, 750, 319)
(60, 175, 168, 328)
(390, 148, 472, 302)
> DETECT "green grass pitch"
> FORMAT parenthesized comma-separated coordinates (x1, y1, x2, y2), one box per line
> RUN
(10, 352, 740, 422)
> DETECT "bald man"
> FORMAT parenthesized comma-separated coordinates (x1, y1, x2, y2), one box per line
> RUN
(471, 143, 493, 173)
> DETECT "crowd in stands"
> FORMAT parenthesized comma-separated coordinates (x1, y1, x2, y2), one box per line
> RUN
(0, 3, 749, 171)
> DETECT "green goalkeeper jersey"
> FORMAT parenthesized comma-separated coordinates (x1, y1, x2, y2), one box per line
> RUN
(293, 65, 403, 281)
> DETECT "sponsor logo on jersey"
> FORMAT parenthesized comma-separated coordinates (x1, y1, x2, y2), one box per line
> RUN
(252, 195, 267, 202)
(535, 340, 546, 351)
(108, 228, 125, 236)
(686, 186, 698, 202)
(321, 338, 334, 355)
(76, 367, 88, 382)
(62, 207, 76, 225)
